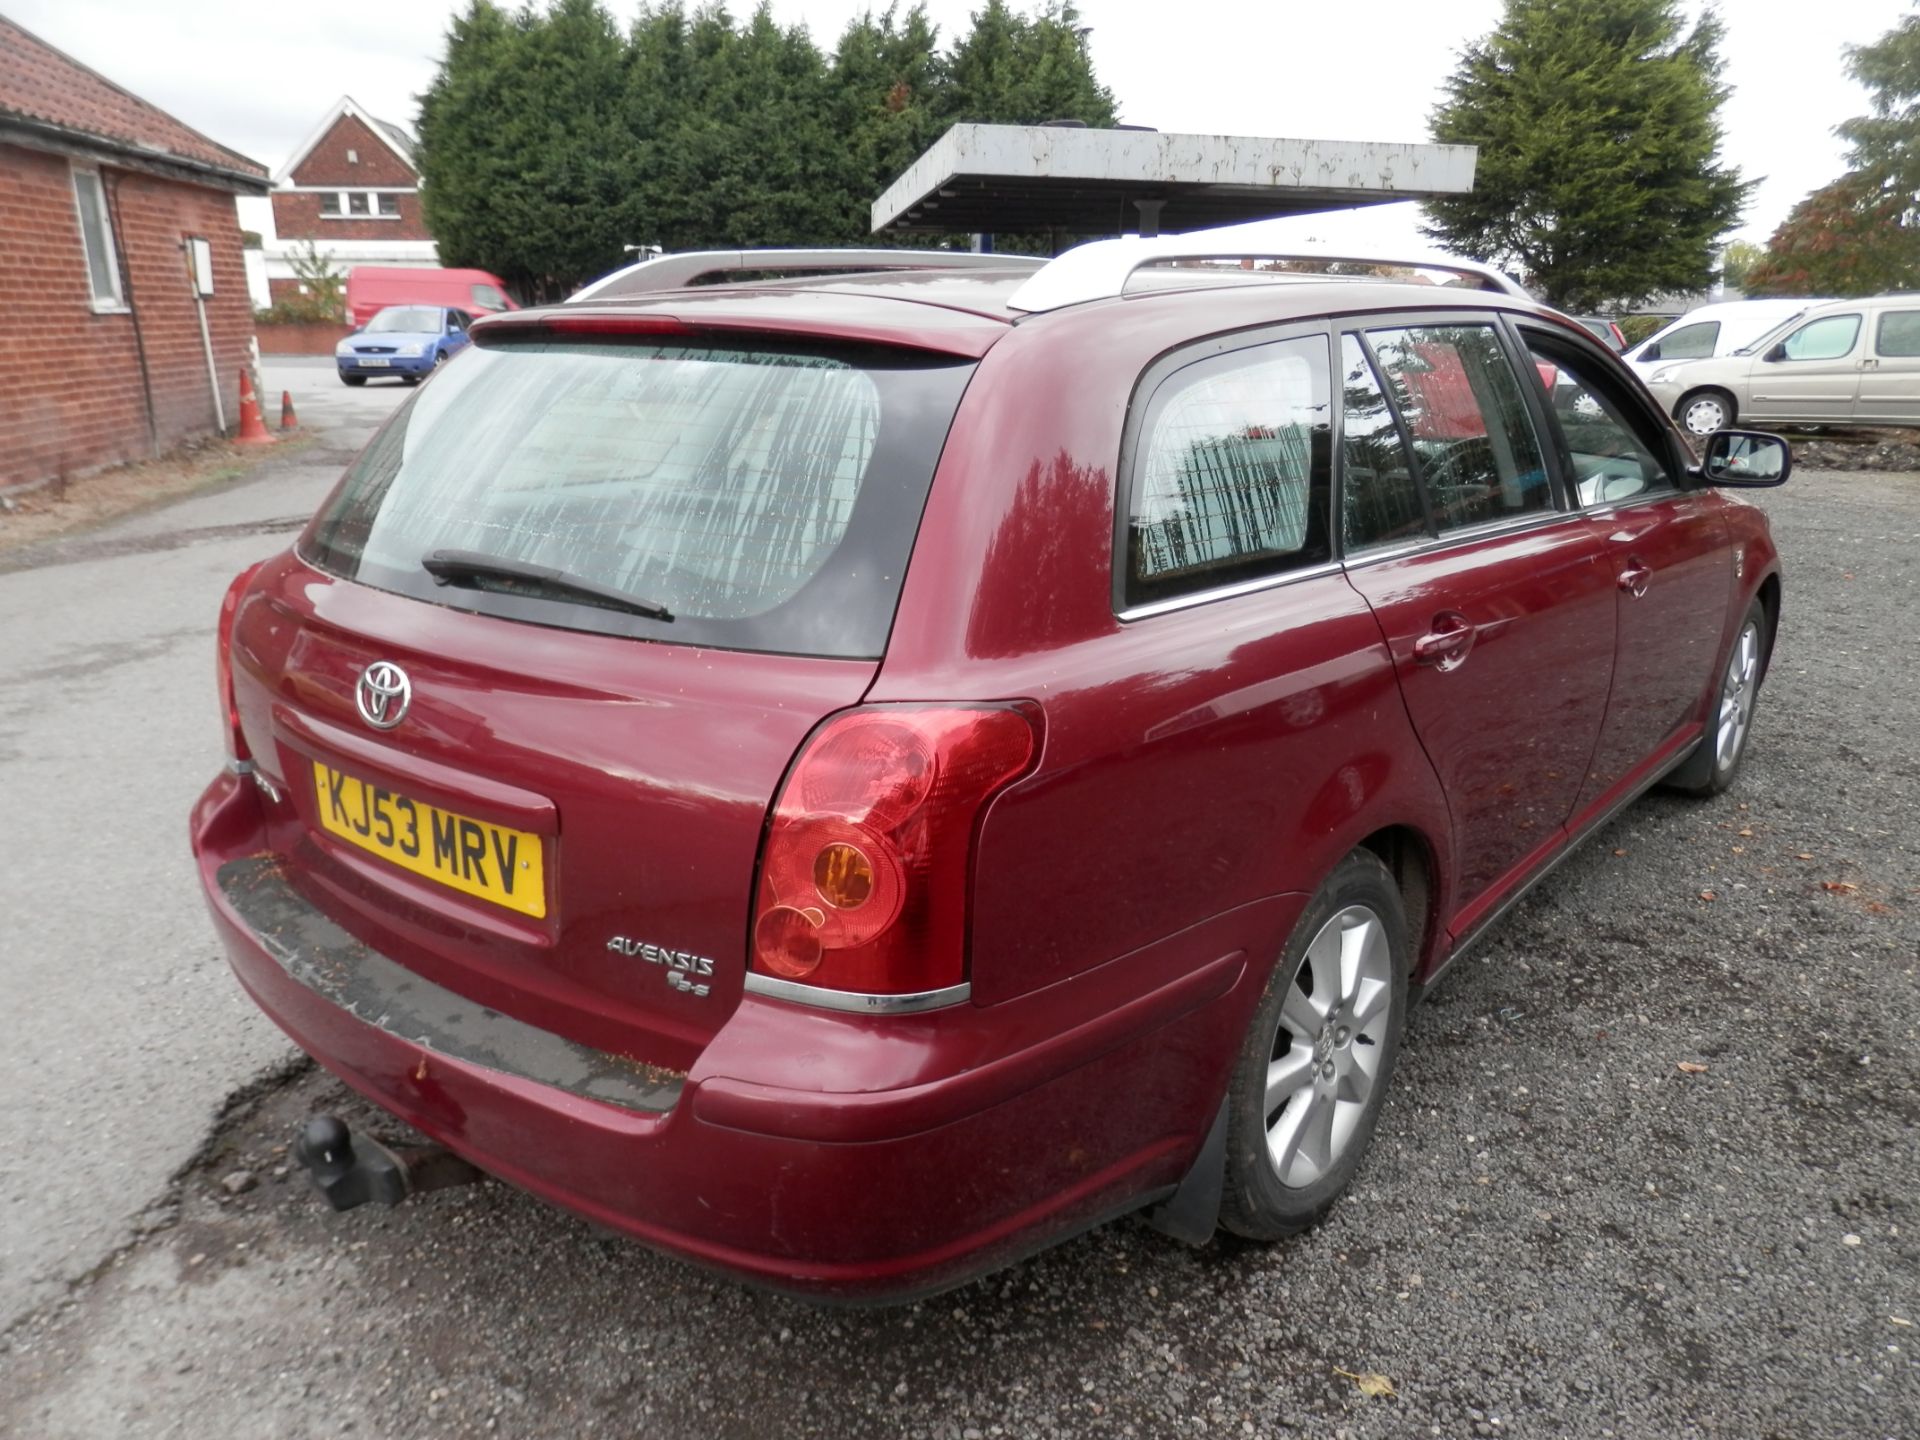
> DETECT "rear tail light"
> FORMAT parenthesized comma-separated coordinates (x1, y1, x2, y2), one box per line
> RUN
(750, 705, 1040, 1001)
(216, 562, 263, 761)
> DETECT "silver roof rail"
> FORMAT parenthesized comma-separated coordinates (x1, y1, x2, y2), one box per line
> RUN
(1005, 235, 1530, 313)
(571, 248, 1044, 303)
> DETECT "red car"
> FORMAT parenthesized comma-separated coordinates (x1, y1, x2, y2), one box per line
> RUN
(191, 242, 1789, 1300)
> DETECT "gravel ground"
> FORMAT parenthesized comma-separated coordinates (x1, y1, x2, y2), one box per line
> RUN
(1, 469, 1915, 1440)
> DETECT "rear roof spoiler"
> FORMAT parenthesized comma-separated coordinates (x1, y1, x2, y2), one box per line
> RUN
(571, 248, 1043, 303)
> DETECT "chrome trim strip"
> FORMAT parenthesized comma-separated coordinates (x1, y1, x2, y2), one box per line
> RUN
(226, 758, 256, 776)
(1116, 559, 1345, 621)
(742, 973, 971, 1015)
(1341, 508, 1574, 572)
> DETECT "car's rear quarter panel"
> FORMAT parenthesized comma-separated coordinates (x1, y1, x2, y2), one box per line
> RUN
(872, 291, 1457, 1026)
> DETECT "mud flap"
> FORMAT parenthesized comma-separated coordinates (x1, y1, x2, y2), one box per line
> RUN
(1147, 1097, 1227, 1245)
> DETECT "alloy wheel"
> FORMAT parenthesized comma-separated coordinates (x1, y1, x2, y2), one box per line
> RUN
(1715, 619, 1761, 772)
(1263, 904, 1395, 1188)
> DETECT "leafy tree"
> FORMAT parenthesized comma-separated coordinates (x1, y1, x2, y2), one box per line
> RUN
(417, 0, 629, 302)
(941, 0, 1115, 128)
(418, 0, 1123, 284)
(830, 5, 949, 242)
(1421, 0, 1751, 311)
(1747, 3, 1920, 296)
(1717, 238, 1763, 293)
(1744, 173, 1920, 296)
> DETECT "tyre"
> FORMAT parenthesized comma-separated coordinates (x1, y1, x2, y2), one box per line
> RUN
(1219, 848, 1411, 1240)
(1677, 388, 1735, 436)
(340, 373, 366, 387)
(1667, 597, 1770, 797)
(401, 375, 422, 387)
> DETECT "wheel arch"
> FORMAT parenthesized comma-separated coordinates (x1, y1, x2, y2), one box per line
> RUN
(1754, 570, 1782, 679)
(1353, 823, 1443, 982)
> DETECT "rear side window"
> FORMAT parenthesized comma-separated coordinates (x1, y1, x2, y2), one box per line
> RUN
(1123, 336, 1332, 607)
(1649, 320, 1717, 360)
(303, 339, 975, 657)
(1339, 335, 1426, 552)
(1365, 324, 1554, 533)
(1876, 310, 1920, 356)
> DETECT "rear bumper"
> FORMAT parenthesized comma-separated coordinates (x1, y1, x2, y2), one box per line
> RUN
(191, 771, 1276, 1300)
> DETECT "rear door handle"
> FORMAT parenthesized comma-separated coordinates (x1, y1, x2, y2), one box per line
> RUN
(1412, 612, 1477, 670)
(1618, 560, 1652, 598)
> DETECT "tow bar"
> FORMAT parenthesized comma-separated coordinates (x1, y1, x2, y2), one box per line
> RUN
(292, 1114, 482, 1211)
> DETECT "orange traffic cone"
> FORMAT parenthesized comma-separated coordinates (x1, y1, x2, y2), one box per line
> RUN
(279, 389, 298, 431)
(235, 368, 276, 445)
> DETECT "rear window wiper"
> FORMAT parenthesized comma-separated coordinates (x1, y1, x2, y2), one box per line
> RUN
(421, 549, 674, 622)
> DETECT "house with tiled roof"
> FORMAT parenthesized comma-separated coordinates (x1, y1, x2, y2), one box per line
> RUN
(256, 95, 439, 311)
(0, 14, 268, 488)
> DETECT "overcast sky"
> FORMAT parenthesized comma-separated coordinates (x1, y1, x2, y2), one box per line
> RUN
(10, 0, 1910, 249)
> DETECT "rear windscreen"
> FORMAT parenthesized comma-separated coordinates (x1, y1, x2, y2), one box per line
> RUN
(302, 339, 975, 657)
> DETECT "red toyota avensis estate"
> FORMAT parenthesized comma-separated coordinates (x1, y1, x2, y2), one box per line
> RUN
(191, 241, 1789, 1300)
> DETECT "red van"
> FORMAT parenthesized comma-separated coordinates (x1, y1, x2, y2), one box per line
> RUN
(345, 266, 516, 328)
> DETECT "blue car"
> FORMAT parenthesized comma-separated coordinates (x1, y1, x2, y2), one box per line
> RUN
(336, 305, 473, 386)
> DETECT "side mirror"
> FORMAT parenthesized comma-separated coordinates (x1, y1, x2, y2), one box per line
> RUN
(1700, 429, 1791, 487)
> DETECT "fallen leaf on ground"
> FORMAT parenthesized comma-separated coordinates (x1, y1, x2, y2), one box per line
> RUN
(1867, 901, 1893, 915)
(1737, 827, 1754, 837)
(1677, 1061, 1709, 1074)
(1333, 1367, 1397, 1399)
(1795, 853, 1815, 861)
(1699, 890, 1717, 901)
(1821, 880, 1859, 894)
(1613, 848, 1629, 857)
(1891, 1316, 1912, 1327)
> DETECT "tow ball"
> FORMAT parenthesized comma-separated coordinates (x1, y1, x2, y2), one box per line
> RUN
(292, 1114, 482, 1211)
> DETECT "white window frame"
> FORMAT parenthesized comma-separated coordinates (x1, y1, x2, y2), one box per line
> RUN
(70, 166, 127, 313)
(316, 188, 406, 221)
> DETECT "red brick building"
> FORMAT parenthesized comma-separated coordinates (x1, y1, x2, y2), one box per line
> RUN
(260, 96, 437, 309)
(0, 17, 268, 489)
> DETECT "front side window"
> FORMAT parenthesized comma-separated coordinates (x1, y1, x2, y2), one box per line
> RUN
(1124, 336, 1333, 607)
(70, 168, 122, 308)
(1875, 310, 1920, 357)
(1781, 314, 1861, 361)
(1365, 324, 1554, 532)
(303, 338, 974, 657)
(1650, 321, 1717, 360)
(1524, 336, 1673, 506)
(1339, 335, 1425, 552)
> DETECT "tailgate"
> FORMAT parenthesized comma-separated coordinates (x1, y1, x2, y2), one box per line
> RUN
(230, 554, 872, 1071)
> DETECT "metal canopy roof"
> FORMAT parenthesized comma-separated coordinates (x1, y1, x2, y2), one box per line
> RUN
(871, 124, 1477, 236)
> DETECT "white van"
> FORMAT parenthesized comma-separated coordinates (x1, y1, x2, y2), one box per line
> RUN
(1622, 299, 1827, 382)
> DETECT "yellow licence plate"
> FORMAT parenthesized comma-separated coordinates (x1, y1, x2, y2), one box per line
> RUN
(312, 761, 547, 918)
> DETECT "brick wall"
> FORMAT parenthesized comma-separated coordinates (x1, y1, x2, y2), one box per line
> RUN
(0, 142, 257, 489)
(271, 187, 431, 243)
(290, 113, 416, 187)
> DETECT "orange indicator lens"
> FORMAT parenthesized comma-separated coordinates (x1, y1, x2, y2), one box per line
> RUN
(813, 842, 875, 909)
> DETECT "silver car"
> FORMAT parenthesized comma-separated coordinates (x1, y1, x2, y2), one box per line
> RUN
(1645, 293, 1920, 434)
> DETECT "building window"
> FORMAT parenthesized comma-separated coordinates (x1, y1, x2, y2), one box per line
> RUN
(376, 192, 400, 218)
(319, 191, 344, 216)
(317, 189, 406, 219)
(346, 148, 358, 164)
(70, 167, 125, 310)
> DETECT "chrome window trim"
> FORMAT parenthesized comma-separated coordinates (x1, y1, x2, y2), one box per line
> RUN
(743, 973, 971, 1014)
(1340, 507, 1574, 571)
(1116, 557, 1345, 621)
